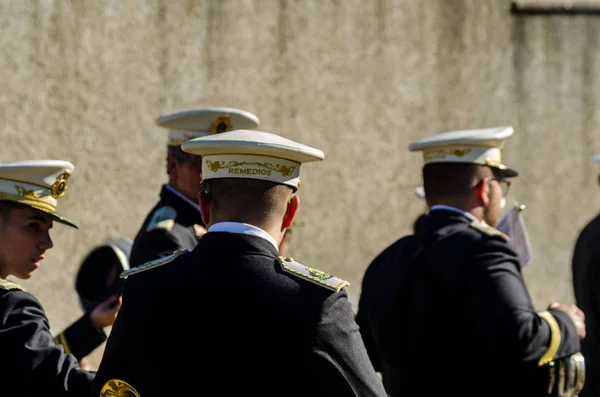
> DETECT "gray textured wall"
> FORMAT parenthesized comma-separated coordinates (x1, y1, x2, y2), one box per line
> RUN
(2, 0, 600, 367)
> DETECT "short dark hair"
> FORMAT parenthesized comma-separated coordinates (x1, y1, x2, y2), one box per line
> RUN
(167, 145, 190, 164)
(0, 200, 24, 220)
(422, 163, 495, 204)
(202, 178, 293, 225)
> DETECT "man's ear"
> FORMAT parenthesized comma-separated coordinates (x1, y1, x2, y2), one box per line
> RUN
(166, 155, 178, 177)
(198, 190, 211, 226)
(282, 195, 299, 230)
(476, 178, 491, 206)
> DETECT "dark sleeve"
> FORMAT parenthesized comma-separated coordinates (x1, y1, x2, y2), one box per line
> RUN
(53, 313, 107, 361)
(312, 289, 388, 397)
(356, 238, 413, 373)
(91, 278, 144, 396)
(356, 259, 383, 372)
(129, 229, 181, 267)
(0, 290, 93, 396)
(466, 236, 580, 364)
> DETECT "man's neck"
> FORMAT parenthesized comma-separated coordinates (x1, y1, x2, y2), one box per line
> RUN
(429, 201, 483, 221)
(209, 217, 285, 246)
(164, 184, 200, 211)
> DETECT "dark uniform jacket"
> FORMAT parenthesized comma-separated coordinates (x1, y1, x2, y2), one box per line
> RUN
(129, 184, 204, 267)
(0, 279, 93, 396)
(91, 232, 388, 397)
(356, 209, 580, 397)
(53, 312, 107, 361)
(572, 212, 600, 397)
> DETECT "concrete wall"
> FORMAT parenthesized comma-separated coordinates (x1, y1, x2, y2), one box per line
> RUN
(2, 0, 600, 367)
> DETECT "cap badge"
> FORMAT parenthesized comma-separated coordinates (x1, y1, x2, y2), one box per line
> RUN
(51, 170, 71, 199)
(210, 114, 232, 134)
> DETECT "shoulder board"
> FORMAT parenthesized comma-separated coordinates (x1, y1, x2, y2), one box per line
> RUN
(120, 249, 187, 278)
(278, 257, 349, 292)
(146, 206, 177, 232)
(0, 278, 24, 291)
(469, 221, 510, 242)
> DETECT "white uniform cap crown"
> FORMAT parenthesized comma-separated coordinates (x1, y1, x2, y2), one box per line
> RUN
(589, 154, 600, 164)
(0, 160, 77, 228)
(409, 126, 518, 177)
(181, 129, 324, 189)
(156, 107, 260, 146)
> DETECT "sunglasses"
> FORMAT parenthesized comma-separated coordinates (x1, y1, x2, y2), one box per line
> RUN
(474, 177, 511, 196)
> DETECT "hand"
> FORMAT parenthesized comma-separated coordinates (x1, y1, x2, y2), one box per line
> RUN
(90, 295, 122, 331)
(549, 302, 586, 340)
(78, 357, 91, 370)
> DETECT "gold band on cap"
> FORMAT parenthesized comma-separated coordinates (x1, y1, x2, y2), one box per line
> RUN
(202, 154, 301, 188)
(168, 130, 212, 146)
(0, 178, 72, 222)
(423, 146, 502, 166)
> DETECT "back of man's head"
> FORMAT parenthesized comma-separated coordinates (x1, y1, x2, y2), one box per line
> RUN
(203, 178, 293, 227)
(423, 163, 494, 206)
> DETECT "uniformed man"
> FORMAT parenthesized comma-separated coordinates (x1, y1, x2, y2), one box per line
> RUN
(0, 160, 120, 396)
(356, 126, 585, 397)
(413, 184, 533, 266)
(571, 153, 600, 397)
(129, 107, 260, 267)
(91, 129, 388, 397)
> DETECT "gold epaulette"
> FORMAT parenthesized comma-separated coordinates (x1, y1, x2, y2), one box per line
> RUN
(278, 257, 349, 292)
(120, 249, 187, 278)
(469, 221, 510, 242)
(0, 278, 24, 291)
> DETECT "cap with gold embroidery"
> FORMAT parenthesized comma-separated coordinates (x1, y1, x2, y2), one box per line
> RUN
(181, 129, 324, 190)
(0, 160, 77, 228)
(409, 126, 518, 177)
(156, 107, 261, 146)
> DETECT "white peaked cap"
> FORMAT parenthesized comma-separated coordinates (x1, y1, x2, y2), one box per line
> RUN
(409, 126, 518, 177)
(0, 160, 77, 228)
(156, 107, 260, 146)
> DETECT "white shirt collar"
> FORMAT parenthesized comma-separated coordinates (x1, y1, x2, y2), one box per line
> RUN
(165, 184, 200, 212)
(430, 205, 479, 223)
(207, 222, 279, 251)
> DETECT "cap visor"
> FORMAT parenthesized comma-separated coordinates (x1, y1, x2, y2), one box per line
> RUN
(494, 166, 518, 178)
(51, 213, 78, 229)
(35, 207, 78, 229)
